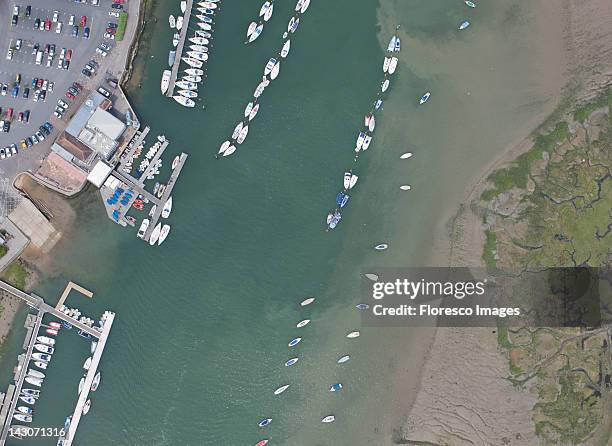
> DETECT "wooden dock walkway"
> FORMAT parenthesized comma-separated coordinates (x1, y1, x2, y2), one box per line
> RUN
(166, 0, 194, 97)
(119, 126, 150, 170)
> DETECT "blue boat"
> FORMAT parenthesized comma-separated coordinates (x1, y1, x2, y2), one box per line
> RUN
(458, 20, 470, 30)
(329, 211, 342, 229)
(394, 36, 401, 52)
(258, 418, 272, 428)
(61, 321, 72, 329)
(284, 357, 299, 367)
(202, 15, 213, 24)
(330, 383, 343, 392)
(336, 192, 350, 208)
(374, 99, 383, 111)
(356, 303, 369, 310)
(288, 337, 302, 347)
(201, 8, 215, 14)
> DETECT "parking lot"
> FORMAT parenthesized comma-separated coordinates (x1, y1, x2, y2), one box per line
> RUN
(0, 0, 126, 178)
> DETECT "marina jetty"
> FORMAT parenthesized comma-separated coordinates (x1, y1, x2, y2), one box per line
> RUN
(0, 281, 115, 445)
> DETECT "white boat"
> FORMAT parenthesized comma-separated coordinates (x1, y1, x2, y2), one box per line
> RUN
(388, 57, 398, 74)
(37, 336, 55, 346)
(400, 152, 413, 159)
(387, 35, 396, 52)
(264, 58, 277, 76)
(300, 297, 315, 306)
(34, 344, 53, 354)
(296, 319, 310, 328)
(91, 340, 97, 354)
(46, 328, 59, 336)
(34, 361, 47, 369)
(83, 357, 92, 370)
(17, 406, 33, 415)
(197, 22, 213, 31)
(161, 70, 171, 94)
(322, 415, 335, 423)
(249, 103, 260, 121)
(185, 68, 204, 76)
(459, 20, 470, 30)
(158, 225, 171, 245)
(343, 172, 351, 189)
(346, 331, 360, 338)
(173, 96, 196, 107)
(218, 140, 231, 155)
(349, 174, 358, 189)
(246, 21, 257, 38)
(288, 337, 302, 347)
(181, 57, 203, 68)
(137, 218, 150, 238)
(199, 1, 217, 8)
(172, 32, 180, 47)
(181, 1, 187, 13)
(337, 355, 350, 364)
(400, 185, 412, 191)
(270, 61, 280, 80)
(247, 23, 264, 43)
(263, 3, 274, 21)
(32, 353, 51, 362)
(329, 383, 343, 392)
(162, 197, 173, 218)
(169, 15, 176, 28)
(189, 44, 209, 53)
(365, 273, 379, 281)
(394, 35, 401, 52)
(300, 0, 310, 13)
(186, 51, 208, 61)
(280, 39, 291, 58)
(362, 135, 372, 150)
(374, 243, 388, 250)
(20, 395, 36, 404)
(465, 0, 476, 7)
(83, 399, 91, 415)
(295, 0, 304, 11)
(259, 1, 271, 17)
(232, 122, 244, 139)
(419, 92, 431, 104)
(172, 156, 180, 169)
(274, 384, 290, 395)
(284, 357, 299, 367)
(189, 37, 209, 45)
(368, 115, 376, 132)
(149, 223, 162, 245)
(383, 56, 391, 73)
(78, 377, 85, 394)
(236, 125, 249, 144)
(381, 79, 389, 93)
(258, 418, 272, 428)
(25, 377, 42, 387)
(178, 89, 198, 98)
(21, 389, 39, 397)
(91, 372, 101, 391)
(176, 16, 184, 31)
(196, 13, 214, 21)
(28, 369, 46, 378)
(288, 16, 299, 33)
(253, 81, 267, 98)
(356, 132, 365, 150)
(222, 145, 237, 157)
(183, 75, 203, 83)
(244, 102, 254, 118)
(197, 7, 215, 14)
(195, 30, 212, 38)
(13, 414, 32, 423)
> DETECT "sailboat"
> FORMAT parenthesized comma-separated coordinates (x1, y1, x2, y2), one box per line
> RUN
(175, 80, 198, 90)
(222, 145, 237, 157)
(177, 89, 198, 98)
(189, 37, 209, 45)
(274, 384, 290, 395)
(183, 75, 202, 83)
(169, 15, 176, 28)
(387, 35, 396, 52)
(263, 2, 274, 21)
(176, 16, 184, 31)
(195, 30, 212, 38)
(259, 1, 271, 17)
(185, 68, 204, 76)
(189, 44, 208, 52)
(181, 1, 187, 13)
(383, 56, 391, 73)
(149, 223, 162, 245)
(247, 23, 264, 43)
(181, 57, 203, 68)
(162, 197, 173, 218)
(173, 95, 196, 107)
(158, 225, 171, 245)
(161, 70, 171, 94)
(248, 103, 260, 120)
(186, 51, 208, 61)
(264, 58, 277, 76)
(388, 57, 398, 74)
(300, 0, 311, 13)
(91, 372, 101, 391)
(280, 39, 291, 58)
(236, 125, 249, 144)
(270, 61, 280, 80)
(232, 122, 244, 140)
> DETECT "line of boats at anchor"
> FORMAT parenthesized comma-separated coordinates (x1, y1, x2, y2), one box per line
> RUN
(161, 0, 222, 107)
(217, 0, 309, 158)
(253, 296, 366, 446)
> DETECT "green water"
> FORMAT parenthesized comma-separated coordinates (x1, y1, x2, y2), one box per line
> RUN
(3, 0, 563, 444)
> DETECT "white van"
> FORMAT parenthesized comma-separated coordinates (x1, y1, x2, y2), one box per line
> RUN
(35, 50, 43, 65)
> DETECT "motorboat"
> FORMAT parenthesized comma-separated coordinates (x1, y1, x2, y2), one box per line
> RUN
(16, 406, 33, 415)
(387, 35, 396, 52)
(419, 92, 431, 104)
(368, 114, 376, 132)
(21, 389, 39, 397)
(161, 70, 171, 94)
(300, 297, 315, 306)
(49, 322, 61, 330)
(218, 140, 231, 155)
(149, 203, 158, 218)
(185, 68, 204, 76)
(13, 414, 32, 423)
(284, 357, 299, 367)
(28, 369, 45, 379)
(337, 355, 350, 364)
(347, 331, 360, 338)
(400, 185, 412, 191)
(173, 96, 196, 107)
(374, 99, 383, 111)
(168, 50, 176, 67)
(296, 319, 310, 328)
(249, 104, 260, 120)
(232, 122, 244, 140)
(64, 416, 72, 431)
(394, 35, 401, 52)
(198, 14, 213, 23)
(91, 340, 97, 354)
(295, 0, 304, 11)
(356, 132, 365, 151)
(189, 37, 209, 45)
(181, 57, 203, 68)
(328, 211, 342, 229)
(162, 197, 173, 218)
(330, 383, 343, 392)
(349, 174, 358, 189)
(197, 8, 215, 16)
(183, 75, 203, 83)
(244, 102, 254, 118)
(270, 61, 280, 80)
(247, 23, 264, 42)
(83, 357, 92, 370)
(343, 172, 351, 189)
(222, 145, 237, 157)
(91, 372, 101, 391)
(264, 58, 277, 76)
(381, 78, 390, 93)
(137, 218, 150, 239)
(172, 155, 180, 169)
(46, 328, 59, 336)
(300, 0, 310, 13)
(255, 441, 269, 446)
(34, 344, 54, 354)
(34, 361, 47, 370)
(25, 377, 42, 387)
(258, 418, 272, 428)
(181, 1, 187, 13)
(195, 30, 212, 38)
(199, 1, 218, 7)
(253, 81, 267, 98)
(259, 1, 271, 17)
(149, 223, 162, 245)
(176, 16, 184, 31)
(236, 125, 249, 144)
(365, 273, 379, 281)
(158, 225, 171, 245)
(383, 56, 391, 73)
(336, 192, 350, 208)
(356, 303, 369, 310)
(288, 337, 302, 347)
(288, 16, 299, 33)
(459, 20, 470, 30)
(365, 113, 373, 127)
(374, 243, 389, 250)
(172, 33, 180, 47)
(362, 135, 372, 150)
(321, 415, 335, 423)
(388, 57, 398, 74)
(274, 384, 290, 395)
(37, 336, 55, 346)
(197, 20, 213, 28)
(280, 39, 291, 58)
(263, 2, 274, 21)
(78, 377, 85, 394)
(400, 152, 413, 159)
(186, 51, 208, 61)
(169, 15, 176, 28)
(465, 0, 476, 7)
(189, 44, 209, 53)
(178, 89, 198, 98)
(83, 400, 91, 415)
(20, 396, 36, 405)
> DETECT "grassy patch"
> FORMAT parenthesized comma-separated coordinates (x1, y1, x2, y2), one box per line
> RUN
(115, 12, 128, 41)
(482, 229, 497, 267)
(0, 245, 7, 258)
(2, 260, 27, 290)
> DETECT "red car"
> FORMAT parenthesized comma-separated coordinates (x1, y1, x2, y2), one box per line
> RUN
(80, 16, 87, 27)
(6, 108, 13, 120)
(17, 112, 23, 122)
(44, 18, 51, 31)
(65, 49, 72, 61)
(113, 0, 125, 4)
(36, 78, 43, 88)
(65, 91, 75, 100)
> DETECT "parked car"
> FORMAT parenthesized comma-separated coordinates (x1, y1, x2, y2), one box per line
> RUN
(109, 11, 120, 18)
(6, 49, 13, 60)
(15, 39, 22, 51)
(72, 26, 79, 37)
(23, 111, 30, 123)
(65, 49, 72, 61)
(56, 22, 63, 34)
(10, 144, 17, 155)
(45, 19, 52, 31)
(72, 82, 83, 92)
(104, 33, 115, 40)
(80, 16, 87, 27)
(22, 87, 29, 99)
(83, 27, 90, 38)
(65, 91, 75, 100)
(34, 18, 41, 29)
(52, 11, 60, 22)
(25, 5, 31, 17)
(69, 14, 75, 26)
(97, 87, 111, 98)
(11, 85, 19, 98)
(1, 84, 7, 96)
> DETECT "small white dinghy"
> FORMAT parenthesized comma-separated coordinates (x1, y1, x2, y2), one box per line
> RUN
(365, 273, 379, 281)
(300, 297, 315, 306)
(280, 40, 291, 58)
(296, 319, 310, 328)
(400, 185, 412, 191)
(322, 415, 335, 423)
(337, 355, 350, 364)
(274, 384, 290, 395)
(381, 79, 390, 93)
(400, 152, 413, 159)
(346, 331, 360, 338)
(374, 243, 388, 251)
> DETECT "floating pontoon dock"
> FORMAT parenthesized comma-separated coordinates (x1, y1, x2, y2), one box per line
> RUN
(166, 0, 194, 97)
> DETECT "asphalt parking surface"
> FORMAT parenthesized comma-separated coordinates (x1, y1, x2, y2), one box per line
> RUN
(0, 0, 122, 180)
